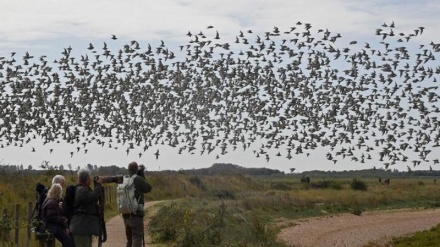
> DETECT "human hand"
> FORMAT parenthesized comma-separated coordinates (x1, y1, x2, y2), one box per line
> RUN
(94, 176, 103, 184)
(138, 164, 146, 178)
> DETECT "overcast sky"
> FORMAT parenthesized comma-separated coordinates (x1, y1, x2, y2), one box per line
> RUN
(1, 0, 440, 173)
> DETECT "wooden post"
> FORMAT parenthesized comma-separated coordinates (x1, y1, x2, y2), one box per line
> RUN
(27, 202, 33, 247)
(15, 204, 20, 247)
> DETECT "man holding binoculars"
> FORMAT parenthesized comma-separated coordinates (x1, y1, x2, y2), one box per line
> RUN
(69, 163, 151, 247)
(122, 162, 152, 247)
(69, 167, 103, 247)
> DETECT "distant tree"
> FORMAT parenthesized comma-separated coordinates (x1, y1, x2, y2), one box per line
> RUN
(27, 165, 32, 170)
(41, 160, 50, 169)
(67, 163, 72, 171)
(87, 164, 93, 171)
(59, 164, 64, 171)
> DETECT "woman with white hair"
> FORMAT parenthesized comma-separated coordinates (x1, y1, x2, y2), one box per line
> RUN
(43, 183, 75, 247)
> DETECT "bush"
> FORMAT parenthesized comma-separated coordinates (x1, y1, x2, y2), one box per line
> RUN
(270, 182, 291, 191)
(351, 179, 368, 191)
(189, 176, 205, 190)
(149, 201, 227, 246)
(310, 180, 342, 190)
(210, 190, 235, 199)
(149, 203, 187, 242)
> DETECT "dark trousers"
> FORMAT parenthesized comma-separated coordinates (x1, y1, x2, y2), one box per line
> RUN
(123, 216, 144, 247)
(46, 223, 75, 247)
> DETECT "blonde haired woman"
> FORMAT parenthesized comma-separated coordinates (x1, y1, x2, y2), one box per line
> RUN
(43, 183, 75, 247)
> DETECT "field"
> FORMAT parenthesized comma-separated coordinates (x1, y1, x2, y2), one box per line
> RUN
(1, 166, 440, 246)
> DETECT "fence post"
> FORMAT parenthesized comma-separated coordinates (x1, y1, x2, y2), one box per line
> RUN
(107, 186, 112, 204)
(27, 202, 33, 247)
(15, 204, 20, 247)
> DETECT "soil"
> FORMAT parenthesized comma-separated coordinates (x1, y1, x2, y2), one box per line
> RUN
(276, 208, 440, 247)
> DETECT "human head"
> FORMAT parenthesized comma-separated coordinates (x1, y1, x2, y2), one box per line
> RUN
(128, 161, 138, 175)
(52, 175, 66, 188)
(47, 183, 63, 201)
(77, 167, 92, 186)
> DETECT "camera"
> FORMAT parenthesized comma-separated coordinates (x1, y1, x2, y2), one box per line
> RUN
(94, 175, 124, 184)
(137, 164, 146, 178)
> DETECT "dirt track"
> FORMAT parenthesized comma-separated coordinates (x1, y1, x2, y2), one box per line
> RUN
(277, 208, 440, 247)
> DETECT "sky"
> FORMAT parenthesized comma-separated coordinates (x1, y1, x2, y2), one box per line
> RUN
(1, 0, 440, 173)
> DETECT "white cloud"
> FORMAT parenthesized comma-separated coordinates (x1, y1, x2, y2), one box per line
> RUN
(1, 0, 438, 45)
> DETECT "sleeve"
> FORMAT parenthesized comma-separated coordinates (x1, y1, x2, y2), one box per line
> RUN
(136, 176, 152, 193)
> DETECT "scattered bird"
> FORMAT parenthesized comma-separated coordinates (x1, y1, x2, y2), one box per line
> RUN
(154, 149, 160, 160)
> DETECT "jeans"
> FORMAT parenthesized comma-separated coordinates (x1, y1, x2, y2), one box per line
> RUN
(123, 216, 144, 247)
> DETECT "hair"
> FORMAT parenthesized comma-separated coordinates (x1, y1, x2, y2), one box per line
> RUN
(47, 183, 63, 201)
(128, 161, 138, 174)
(77, 167, 92, 183)
(52, 175, 65, 185)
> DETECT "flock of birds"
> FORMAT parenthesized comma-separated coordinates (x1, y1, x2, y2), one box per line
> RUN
(0, 21, 440, 171)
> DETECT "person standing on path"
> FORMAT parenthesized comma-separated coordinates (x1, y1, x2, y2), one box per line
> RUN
(123, 162, 152, 247)
(69, 168, 103, 247)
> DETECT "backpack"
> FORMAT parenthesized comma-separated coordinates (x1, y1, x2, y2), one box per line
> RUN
(31, 183, 49, 233)
(35, 183, 49, 219)
(117, 174, 140, 214)
(63, 185, 78, 223)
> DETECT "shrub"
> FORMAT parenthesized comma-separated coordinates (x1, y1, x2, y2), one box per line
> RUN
(270, 182, 291, 191)
(149, 203, 186, 242)
(351, 206, 364, 216)
(210, 189, 235, 200)
(189, 176, 205, 190)
(351, 179, 368, 191)
(310, 180, 342, 190)
(249, 212, 277, 245)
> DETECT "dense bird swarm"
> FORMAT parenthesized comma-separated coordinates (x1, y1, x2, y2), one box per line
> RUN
(0, 22, 439, 169)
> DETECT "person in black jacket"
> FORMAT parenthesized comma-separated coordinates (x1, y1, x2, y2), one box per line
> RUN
(43, 183, 75, 247)
(69, 167, 103, 247)
(123, 161, 152, 247)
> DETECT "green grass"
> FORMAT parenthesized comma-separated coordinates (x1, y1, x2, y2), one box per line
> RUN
(390, 224, 440, 247)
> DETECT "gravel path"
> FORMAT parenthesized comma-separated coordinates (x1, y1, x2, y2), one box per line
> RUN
(277, 208, 440, 247)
